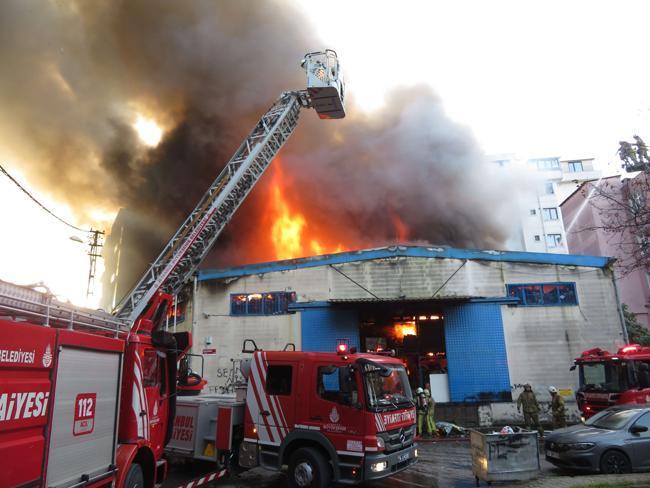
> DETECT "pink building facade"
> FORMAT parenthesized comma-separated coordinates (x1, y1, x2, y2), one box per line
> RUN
(561, 174, 650, 328)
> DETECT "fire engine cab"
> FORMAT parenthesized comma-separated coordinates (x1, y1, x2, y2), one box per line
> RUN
(167, 342, 418, 487)
(574, 344, 650, 418)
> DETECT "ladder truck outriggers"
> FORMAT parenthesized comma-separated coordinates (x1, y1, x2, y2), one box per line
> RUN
(0, 50, 355, 488)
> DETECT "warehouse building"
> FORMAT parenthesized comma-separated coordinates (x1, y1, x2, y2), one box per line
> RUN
(190, 246, 625, 424)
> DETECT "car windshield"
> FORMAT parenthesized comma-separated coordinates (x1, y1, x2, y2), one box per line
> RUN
(361, 361, 413, 411)
(579, 361, 627, 393)
(585, 409, 640, 430)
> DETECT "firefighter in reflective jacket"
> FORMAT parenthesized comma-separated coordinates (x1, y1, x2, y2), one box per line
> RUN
(549, 386, 567, 429)
(415, 387, 428, 436)
(517, 383, 543, 436)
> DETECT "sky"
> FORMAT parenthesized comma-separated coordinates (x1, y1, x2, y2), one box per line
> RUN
(1, 0, 649, 307)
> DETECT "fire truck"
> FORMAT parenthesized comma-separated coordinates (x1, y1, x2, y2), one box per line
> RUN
(574, 344, 650, 418)
(0, 50, 348, 488)
(167, 342, 418, 487)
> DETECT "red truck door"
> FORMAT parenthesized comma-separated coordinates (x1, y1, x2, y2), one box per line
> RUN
(140, 348, 167, 456)
(309, 362, 366, 453)
(249, 352, 296, 445)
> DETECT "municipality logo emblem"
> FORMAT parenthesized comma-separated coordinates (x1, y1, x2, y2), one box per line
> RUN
(42, 344, 53, 368)
(329, 406, 340, 423)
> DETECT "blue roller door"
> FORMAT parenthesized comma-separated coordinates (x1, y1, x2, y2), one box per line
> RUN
(444, 302, 511, 402)
(298, 304, 360, 352)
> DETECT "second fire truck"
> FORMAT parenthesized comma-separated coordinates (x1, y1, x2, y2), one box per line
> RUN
(167, 342, 418, 487)
(574, 344, 650, 418)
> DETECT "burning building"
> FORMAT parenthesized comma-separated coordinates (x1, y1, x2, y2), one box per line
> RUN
(190, 245, 625, 426)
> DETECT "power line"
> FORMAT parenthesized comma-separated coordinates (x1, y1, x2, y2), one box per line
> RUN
(0, 162, 91, 232)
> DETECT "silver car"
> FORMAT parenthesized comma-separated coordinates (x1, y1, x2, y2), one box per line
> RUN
(545, 405, 650, 474)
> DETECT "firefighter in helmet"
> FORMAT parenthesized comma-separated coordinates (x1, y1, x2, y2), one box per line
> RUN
(517, 383, 543, 436)
(415, 387, 428, 436)
(548, 386, 567, 429)
(618, 140, 638, 167)
(634, 135, 649, 164)
(424, 383, 437, 437)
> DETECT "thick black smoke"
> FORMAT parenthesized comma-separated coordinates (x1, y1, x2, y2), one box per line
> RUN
(0, 0, 517, 300)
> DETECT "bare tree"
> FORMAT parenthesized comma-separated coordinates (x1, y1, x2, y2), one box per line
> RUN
(580, 138, 650, 276)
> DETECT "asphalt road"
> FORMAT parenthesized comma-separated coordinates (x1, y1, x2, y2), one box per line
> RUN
(164, 440, 567, 488)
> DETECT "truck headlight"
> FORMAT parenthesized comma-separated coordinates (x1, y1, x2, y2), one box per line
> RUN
(566, 442, 595, 451)
(414, 448, 418, 458)
(370, 461, 387, 472)
(376, 437, 385, 449)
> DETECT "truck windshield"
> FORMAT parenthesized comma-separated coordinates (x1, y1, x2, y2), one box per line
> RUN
(579, 361, 629, 393)
(361, 362, 413, 412)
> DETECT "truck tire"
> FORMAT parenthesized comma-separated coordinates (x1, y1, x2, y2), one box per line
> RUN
(124, 463, 144, 488)
(288, 447, 331, 488)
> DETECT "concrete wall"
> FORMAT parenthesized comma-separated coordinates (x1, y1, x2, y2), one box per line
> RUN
(501, 263, 623, 406)
(192, 255, 624, 400)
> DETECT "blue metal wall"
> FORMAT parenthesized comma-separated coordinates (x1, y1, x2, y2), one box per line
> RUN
(299, 306, 360, 352)
(444, 303, 511, 402)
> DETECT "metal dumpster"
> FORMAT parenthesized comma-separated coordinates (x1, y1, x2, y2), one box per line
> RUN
(470, 430, 540, 485)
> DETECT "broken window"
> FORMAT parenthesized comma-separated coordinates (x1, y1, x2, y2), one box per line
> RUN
(230, 291, 297, 315)
(506, 283, 577, 306)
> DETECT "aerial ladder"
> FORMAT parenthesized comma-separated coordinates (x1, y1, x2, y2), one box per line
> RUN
(0, 50, 345, 488)
(114, 49, 345, 323)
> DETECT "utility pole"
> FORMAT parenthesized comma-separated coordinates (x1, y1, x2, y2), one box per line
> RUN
(86, 229, 105, 299)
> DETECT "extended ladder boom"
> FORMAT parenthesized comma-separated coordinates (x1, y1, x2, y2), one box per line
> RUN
(114, 50, 345, 324)
(115, 92, 304, 321)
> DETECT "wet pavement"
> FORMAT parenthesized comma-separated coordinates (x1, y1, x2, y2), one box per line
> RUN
(163, 439, 650, 487)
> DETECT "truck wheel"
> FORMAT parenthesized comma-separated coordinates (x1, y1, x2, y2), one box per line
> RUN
(124, 463, 144, 488)
(288, 447, 331, 488)
(600, 450, 631, 474)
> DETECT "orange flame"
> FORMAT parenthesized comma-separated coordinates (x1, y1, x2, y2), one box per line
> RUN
(268, 162, 346, 260)
(390, 210, 410, 242)
(393, 321, 417, 340)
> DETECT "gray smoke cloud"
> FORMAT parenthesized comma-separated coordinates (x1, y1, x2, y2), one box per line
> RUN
(0, 0, 517, 293)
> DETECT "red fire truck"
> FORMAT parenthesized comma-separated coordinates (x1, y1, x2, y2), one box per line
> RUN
(574, 344, 650, 418)
(0, 50, 347, 488)
(166, 342, 418, 487)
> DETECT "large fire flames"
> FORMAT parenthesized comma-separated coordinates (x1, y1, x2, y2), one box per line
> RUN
(233, 159, 413, 265)
(267, 162, 347, 260)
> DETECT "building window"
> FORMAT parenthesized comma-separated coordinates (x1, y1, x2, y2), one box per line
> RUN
(530, 209, 537, 216)
(507, 283, 577, 306)
(267, 365, 292, 395)
(545, 182, 555, 195)
(230, 291, 297, 315)
(546, 233, 563, 248)
(543, 208, 559, 221)
(567, 161, 584, 172)
(493, 159, 510, 167)
(534, 235, 541, 241)
(529, 157, 560, 170)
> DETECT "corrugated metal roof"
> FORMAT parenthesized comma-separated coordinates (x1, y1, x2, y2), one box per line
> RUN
(198, 245, 613, 281)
